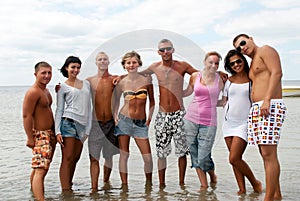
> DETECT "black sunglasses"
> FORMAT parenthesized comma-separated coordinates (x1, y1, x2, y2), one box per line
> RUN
(229, 59, 243, 67)
(158, 47, 173, 52)
(236, 40, 246, 52)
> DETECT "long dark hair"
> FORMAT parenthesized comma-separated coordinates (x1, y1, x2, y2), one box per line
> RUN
(224, 49, 249, 75)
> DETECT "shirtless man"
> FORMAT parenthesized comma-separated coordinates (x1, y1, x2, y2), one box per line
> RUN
(86, 52, 119, 192)
(22, 61, 57, 201)
(233, 34, 286, 201)
(141, 39, 198, 188)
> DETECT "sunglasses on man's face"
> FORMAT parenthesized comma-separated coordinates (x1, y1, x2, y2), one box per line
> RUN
(229, 59, 243, 67)
(236, 40, 246, 52)
(158, 47, 173, 52)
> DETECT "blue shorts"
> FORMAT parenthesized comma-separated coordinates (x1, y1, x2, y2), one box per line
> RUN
(184, 119, 216, 172)
(60, 117, 86, 141)
(114, 113, 148, 139)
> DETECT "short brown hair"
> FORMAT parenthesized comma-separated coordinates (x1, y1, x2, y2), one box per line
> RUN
(233, 34, 250, 46)
(34, 61, 51, 73)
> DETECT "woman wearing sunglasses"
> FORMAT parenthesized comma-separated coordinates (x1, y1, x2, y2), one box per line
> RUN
(222, 49, 262, 195)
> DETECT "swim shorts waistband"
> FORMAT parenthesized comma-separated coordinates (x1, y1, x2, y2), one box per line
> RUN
(252, 99, 284, 106)
(157, 109, 185, 115)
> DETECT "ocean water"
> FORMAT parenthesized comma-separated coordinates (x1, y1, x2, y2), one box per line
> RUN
(0, 85, 299, 201)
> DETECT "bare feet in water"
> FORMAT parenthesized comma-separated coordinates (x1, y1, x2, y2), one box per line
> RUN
(197, 185, 208, 192)
(253, 180, 263, 193)
(210, 174, 217, 189)
(237, 190, 246, 195)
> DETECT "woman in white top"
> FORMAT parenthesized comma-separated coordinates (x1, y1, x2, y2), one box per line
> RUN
(222, 50, 262, 195)
(55, 56, 92, 192)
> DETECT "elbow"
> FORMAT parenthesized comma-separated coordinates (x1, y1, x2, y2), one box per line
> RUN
(22, 113, 30, 120)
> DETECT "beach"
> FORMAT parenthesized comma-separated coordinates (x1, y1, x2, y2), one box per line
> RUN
(0, 85, 299, 200)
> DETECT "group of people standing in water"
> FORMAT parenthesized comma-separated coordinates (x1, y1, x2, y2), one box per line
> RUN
(22, 34, 286, 201)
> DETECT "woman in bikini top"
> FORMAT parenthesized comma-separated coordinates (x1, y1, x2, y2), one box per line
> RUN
(123, 89, 148, 101)
(112, 51, 155, 188)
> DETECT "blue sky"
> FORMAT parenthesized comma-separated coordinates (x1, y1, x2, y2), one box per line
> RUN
(1, 0, 299, 86)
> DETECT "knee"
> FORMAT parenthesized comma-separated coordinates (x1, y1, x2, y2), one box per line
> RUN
(229, 154, 240, 166)
(260, 146, 279, 161)
(120, 152, 130, 161)
(74, 154, 82, 163)
(260, 151, 277, 162)
(143, 155, 153, 165)
(89, 155, 99, 163)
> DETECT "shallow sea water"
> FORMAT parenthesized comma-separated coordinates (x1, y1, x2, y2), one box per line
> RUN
(0, 86, 299, 200)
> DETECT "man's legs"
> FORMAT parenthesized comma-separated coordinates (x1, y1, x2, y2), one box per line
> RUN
(259, 145, 282, 201)
(103, 157, 113, 183)
(89, 156, 100, 192)
(31, 168, 47, 201)
(158, 157, 167, 188)
(178, 155, 187, 185)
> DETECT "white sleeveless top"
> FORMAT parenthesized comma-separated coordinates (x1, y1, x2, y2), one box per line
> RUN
(222, 80, 251, 141)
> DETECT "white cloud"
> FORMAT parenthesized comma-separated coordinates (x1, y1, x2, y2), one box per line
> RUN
(0, 0, 299, 85)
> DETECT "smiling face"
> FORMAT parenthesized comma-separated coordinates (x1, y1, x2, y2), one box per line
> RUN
(96, 52, 109, 70)
(228, 55, 245, 74)
(204, 54, 220, 73)
(66, 62, 81, 78)
(157, 41, 174, 61)
(35, 66, 52, 85)
(123, 56, 140, 72)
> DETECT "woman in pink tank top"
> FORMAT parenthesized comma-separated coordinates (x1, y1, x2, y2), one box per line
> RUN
(183, 51, 224, 192)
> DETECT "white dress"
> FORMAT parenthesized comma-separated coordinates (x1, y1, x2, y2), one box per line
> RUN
(222, 80, 251, 142)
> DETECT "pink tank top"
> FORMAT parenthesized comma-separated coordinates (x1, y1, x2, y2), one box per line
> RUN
(184, 72, 220, 126)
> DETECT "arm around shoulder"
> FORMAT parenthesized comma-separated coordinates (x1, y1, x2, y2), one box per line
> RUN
(183, 72, 198, 97)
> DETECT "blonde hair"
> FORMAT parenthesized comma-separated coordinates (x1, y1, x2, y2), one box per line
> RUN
(204, 51, 222, 61)
(96, 51, 109, 60)
(121, 51, 142, 68)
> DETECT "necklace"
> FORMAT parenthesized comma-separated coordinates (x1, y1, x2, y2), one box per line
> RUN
(164, 61, 175, 79)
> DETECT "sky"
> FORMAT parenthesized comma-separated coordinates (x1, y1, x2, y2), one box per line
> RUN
(1, 0, 299, 86)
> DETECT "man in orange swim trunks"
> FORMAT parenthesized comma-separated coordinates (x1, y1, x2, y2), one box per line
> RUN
(23, 61, 57, 201)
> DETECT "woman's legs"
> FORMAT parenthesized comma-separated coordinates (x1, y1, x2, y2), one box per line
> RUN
(135, 138, 153, 183)
(226, 136, 262, 194)
(59, 137, 83, 191)
(118, 135, 130, 185)
(225, 137, 246, 194)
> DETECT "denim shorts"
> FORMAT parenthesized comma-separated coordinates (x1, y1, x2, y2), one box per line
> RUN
(60, 117, 86, 141)
(114, 114, 148, 138)
(184, 119, 216, 172)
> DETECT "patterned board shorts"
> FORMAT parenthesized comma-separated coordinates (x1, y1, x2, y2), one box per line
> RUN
(32, 129, 56, 170)
(154, 110, 189, 158)
(248, 99, 286, 145)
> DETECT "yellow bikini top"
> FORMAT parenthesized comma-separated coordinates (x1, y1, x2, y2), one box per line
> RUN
(123, 89, 147, 100)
